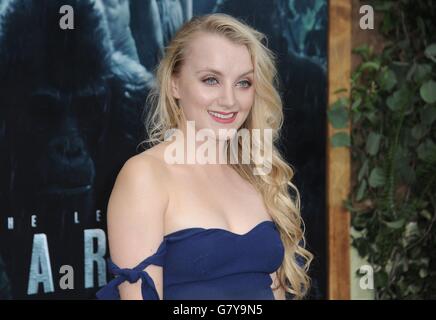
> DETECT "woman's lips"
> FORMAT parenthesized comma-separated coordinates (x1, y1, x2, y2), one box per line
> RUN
(207, 110, 238, 124)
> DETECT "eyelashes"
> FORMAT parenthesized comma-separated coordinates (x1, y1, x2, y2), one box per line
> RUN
(203, 77, 218, 86)
(202, 76, 252, 88)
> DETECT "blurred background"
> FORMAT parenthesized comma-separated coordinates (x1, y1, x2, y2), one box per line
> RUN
(328, 0, 436, 300)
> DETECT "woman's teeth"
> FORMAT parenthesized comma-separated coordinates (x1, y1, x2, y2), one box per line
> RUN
(207, 111, 235, 119)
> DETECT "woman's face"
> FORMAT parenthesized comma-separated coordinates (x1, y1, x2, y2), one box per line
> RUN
(171, 32, 255, 140)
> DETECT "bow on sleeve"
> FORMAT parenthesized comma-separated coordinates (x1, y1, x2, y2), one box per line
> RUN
(96, 241, 166, 300)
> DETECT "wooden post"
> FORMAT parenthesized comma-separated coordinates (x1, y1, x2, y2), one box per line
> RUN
(327, 0, 351, 299)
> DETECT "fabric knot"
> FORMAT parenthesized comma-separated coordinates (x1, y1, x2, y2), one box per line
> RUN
(117, 268, 143, 283)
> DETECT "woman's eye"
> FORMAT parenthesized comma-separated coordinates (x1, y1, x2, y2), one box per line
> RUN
(203, 77, 218, 85)
(203, 77, 252, 88)
(238, 80, 252, 88)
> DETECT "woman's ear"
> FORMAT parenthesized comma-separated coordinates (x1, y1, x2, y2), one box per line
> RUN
(171, 75, 180, 99)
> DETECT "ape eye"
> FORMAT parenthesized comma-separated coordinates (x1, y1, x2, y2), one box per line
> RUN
(75, 95, 108, 129)
(29, 95, 62, 117)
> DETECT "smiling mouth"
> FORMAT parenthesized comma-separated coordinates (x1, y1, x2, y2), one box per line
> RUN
(207, 110, 238, 123)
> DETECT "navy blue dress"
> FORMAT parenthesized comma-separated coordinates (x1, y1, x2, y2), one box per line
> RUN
(96, 220, 285, 300)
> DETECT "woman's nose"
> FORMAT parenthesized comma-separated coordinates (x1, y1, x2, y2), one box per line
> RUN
(219, 84, 236, 108)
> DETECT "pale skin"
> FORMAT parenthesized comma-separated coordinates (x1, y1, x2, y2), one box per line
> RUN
(107, 32, 286, 300)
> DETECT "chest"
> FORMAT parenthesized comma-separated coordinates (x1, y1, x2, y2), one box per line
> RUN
(164, 166, 270, 233)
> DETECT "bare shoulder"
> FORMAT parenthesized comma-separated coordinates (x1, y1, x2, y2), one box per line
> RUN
(106, 147, 171, 267)
(124, 149, 168, 183)
(134, 141, 176, 178)
(139, 141, 172, 164)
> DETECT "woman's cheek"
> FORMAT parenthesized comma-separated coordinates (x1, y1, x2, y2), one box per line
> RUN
(241, 95, 254, 114)
(187, 86, 209, 109)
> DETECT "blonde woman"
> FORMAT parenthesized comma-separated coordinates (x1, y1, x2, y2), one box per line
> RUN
(97, 13, 312, 300)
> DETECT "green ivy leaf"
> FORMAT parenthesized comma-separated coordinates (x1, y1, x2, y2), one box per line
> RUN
(369, 167, 386, 188)
(366, 110, 378, 125)
(411, 124, 428, 140)
(420, 105, 436, 126)
(419, 269, 428, 278)
(378, 68, 397, 91)
(419, 209, 432, 221)
(352, 44, 370, 60)
(385, 218, 405, 229)
(405, 222, 419, 238)
(356, 179, 367, 201)
(331, 132, 351, 148)
(417, 139, 436, 162)
(358, 159, 369, 181)
(366, 132, 382, 156)
(420, 80, 436, 104)
(424, 43, 436, 63)
(361, 61, 381, 71)
(328, 99, 349, 129)
(406, 63, 417, 82)
(375, 271, 388, 287)
(387, 87, 410, 111)
(413, 64, 432, 83)
(351, 96, 362, 111)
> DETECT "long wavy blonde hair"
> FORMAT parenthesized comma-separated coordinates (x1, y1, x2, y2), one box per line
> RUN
(142, 13, 313, 299)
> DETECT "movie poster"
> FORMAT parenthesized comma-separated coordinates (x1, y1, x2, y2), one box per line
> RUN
(0, 0, 327, 299)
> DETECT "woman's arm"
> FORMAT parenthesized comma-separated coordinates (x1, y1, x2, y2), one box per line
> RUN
(106, 154, 169, 300)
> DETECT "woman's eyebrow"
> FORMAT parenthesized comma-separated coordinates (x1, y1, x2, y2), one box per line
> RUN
(196, 68, 254, 77)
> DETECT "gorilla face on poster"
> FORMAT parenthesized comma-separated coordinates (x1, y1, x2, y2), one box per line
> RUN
(0, 0, 151, 298)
